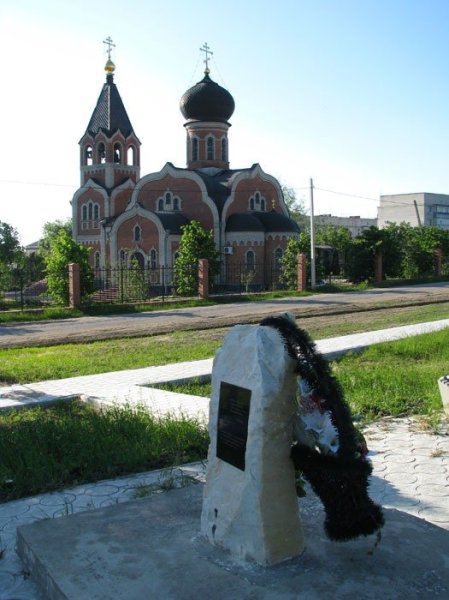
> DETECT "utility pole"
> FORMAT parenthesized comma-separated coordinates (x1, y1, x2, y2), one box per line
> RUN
(310, 178, 316, 289)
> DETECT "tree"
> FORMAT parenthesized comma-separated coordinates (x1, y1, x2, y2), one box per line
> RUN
(174, 221, 219, 296)
(0, 221, 23, 295)
(280, 183, 309, 231)
(38, 218, 72, 260)
(315, 224, 352, 276)
(45, 229, 93, 305)
(0, 221, 22, 265)
(345, 226, 383, 283)
(279, 234, 310, 289)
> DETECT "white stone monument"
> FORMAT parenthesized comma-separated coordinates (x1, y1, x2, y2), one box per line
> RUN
(201, 323, 304, 566)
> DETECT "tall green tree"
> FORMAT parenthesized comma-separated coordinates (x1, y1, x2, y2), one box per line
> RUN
(281, 184, 309, 231)
(0, 221, 22, 265)
(0, 221, 23, 294)
(174, 221, 219, 296)
(38, 218, 72, 260)
(279, 234, 310, 289)
(315, 224, 352, 275)
(45, 229, 93, 305)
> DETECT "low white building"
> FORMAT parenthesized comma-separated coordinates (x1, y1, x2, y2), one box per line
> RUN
(315, 214, 377, 237)
(378, 193, 449, 229)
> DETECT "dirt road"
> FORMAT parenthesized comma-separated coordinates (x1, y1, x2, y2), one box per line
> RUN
(1, 282, 449, 348)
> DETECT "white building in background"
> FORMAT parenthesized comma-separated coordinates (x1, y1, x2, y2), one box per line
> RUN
(378, 193, 449, 229)
(315, 214, 377, 237)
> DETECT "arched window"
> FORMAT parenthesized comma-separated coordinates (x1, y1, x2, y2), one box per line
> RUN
(192, 137, 199, 161)
(85, 145, 93, 166)
(221, 138, 227, 161)
(207, 136, 214, 160)
(274, 247, 283, 269)
(114, 143, 122, 164)
(98, 143, 106, 164)
(157, 191, 181, 211)
(81, 201, 100, 228)
(150, 248, 157, 270)
(246, 250, 256, 271)
(249, 191, 266, 212)
(127, 146, 136, 166)
(133, 225, 141, 242)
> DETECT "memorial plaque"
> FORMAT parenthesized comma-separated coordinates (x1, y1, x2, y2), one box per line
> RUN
(216, 382, 251, 471)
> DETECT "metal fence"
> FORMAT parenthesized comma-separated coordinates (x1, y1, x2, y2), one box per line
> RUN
(91, 265, 176, 303)
(213, 262, 286, 295)
(0, 267, 49, 310)
(88, 262, 286, 303)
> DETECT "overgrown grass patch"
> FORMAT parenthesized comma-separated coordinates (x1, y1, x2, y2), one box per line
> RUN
(334, 329, 449, 421)
(0, 331, 223, 384)
(154, 378, 212, 397)
(0, 307, 84, 324)
(0, 400, 208, 503)
(157, 329, 449, 423)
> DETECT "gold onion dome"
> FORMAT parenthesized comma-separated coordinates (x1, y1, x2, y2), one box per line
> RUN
(104, 59, 116, 74)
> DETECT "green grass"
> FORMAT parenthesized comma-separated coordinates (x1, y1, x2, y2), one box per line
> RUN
(0, 306, 85, 323)
(0, 291, 313, 324)
(157, 329, 449, 422)
(334, 329, 449, 421)
(2, 327, 448, 503)
(154, 378, 212, 397)
(2, 302, 449, 385)
(0, 330, 222, 384)
(0, 400, 208, 503)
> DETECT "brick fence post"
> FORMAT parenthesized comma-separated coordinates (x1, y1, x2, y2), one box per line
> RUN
(374, 252, 383, 285)
(198, 258, 209, 299)
(296, 253, 307, 292)
(68, 263, 81, 308)
(435, 247, 442, 277)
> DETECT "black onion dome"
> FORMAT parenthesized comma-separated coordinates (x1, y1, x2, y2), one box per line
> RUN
(180, 73, 235, 123)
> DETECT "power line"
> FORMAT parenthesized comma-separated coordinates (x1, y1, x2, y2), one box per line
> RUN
(314, 186, 379, 202)
(1, 177, 435, 211)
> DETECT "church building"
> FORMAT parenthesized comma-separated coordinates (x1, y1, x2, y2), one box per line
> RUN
(72, 44, 300, 289)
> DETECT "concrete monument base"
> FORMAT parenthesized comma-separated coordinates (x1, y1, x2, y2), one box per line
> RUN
(17, 483, 449, 600)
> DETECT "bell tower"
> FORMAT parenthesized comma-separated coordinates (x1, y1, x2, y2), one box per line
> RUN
(79, 38, 141, 188)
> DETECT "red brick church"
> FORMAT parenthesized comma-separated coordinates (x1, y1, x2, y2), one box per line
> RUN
(72, 43, 299, 289)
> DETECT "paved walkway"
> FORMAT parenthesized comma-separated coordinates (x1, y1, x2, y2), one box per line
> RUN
(1, 319, 449, 599)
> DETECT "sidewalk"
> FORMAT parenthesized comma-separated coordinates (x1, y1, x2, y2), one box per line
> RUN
(2, 318, 449, 415)
(1, 319, 449, 599)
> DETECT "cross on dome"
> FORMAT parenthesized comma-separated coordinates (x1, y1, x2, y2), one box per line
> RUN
(200, 42, 213, 74)
(103, 36, 116, 60)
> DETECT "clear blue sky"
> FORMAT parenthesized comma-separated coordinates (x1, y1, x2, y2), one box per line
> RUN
(2, 0, 449, 245)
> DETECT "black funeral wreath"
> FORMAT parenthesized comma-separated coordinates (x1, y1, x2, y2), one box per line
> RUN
(261, 315, 384, 542)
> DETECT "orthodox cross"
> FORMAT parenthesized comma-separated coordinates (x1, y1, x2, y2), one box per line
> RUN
(200, 42, 213, 74)
(103, 36, 116, 60)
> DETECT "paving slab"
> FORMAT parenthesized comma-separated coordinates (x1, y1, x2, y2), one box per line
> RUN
(17, 483, 449, 600)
